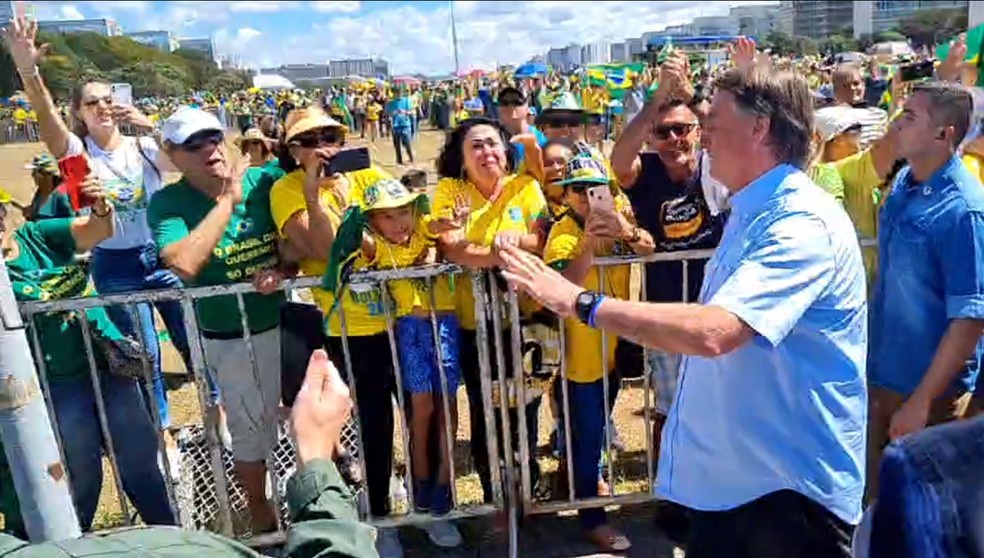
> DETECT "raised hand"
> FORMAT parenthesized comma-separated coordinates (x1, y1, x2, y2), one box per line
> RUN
(1, 3, 49, 72)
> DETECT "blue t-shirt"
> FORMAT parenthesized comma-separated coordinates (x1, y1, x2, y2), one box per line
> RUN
(388, 97, 412, 130)
(510, 124, 547, 164)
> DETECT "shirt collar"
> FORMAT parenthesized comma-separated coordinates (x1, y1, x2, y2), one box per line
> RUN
(899, 155, 962, 192)
(728, 164, 798, 218)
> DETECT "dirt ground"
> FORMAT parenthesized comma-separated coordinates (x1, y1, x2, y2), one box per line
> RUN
(0, 128, 655, 538)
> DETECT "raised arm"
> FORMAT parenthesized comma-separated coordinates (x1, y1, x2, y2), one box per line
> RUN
(2, 14, 74, 158)
(69, 176, 115, 252)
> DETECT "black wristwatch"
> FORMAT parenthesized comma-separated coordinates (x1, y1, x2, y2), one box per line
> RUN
(575, 290, 601, 326)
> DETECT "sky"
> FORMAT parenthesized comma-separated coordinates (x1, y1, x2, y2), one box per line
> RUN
(28, 0, 778, 75)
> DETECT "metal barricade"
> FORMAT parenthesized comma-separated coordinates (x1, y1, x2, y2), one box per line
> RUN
(11, 237, 879, 555)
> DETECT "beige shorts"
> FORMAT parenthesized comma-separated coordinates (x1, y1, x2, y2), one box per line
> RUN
(204, 327, 282, 463)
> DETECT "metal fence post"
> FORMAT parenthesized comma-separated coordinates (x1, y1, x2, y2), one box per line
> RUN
(0, 257, 81, 542)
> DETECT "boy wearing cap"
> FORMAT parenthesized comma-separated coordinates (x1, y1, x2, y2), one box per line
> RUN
(543, 153, 653, 553)
(148, 107, 288, 535)
(24, 153, 75, 221)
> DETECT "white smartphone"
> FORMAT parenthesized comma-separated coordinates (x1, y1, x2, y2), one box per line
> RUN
(586, 185, 616, 215)
(111, 83, 132, 106)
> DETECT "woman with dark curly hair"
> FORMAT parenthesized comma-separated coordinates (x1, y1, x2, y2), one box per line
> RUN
(432, 117, 547, 503)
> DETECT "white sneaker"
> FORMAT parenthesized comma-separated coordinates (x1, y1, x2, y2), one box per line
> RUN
(375, 528, 404, 558)
(423, 519, 462, 548)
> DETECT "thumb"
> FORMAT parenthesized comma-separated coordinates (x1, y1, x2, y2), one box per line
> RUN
(301, 349, 331, 398)
(37, 43, 50, 60)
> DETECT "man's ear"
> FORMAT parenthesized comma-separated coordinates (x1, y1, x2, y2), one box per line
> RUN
(751, 115, 771, 143)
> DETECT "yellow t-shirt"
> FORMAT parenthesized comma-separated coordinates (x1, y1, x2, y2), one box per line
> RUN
(432, 174, 547, 330)
(269, 166, 392, 336)
(961, 153, 984, 184)
(12, 108, 26, 124)
(543, 201, 631, 384)
(367, 103, 382, 122)
(368, 217, 455, 317)
(834, 150, 882, 286)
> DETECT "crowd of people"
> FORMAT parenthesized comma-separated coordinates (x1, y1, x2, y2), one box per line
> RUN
(1, 8, 984, 558)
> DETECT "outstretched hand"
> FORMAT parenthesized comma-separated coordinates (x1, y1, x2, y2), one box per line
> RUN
(291, 350, 352, 466)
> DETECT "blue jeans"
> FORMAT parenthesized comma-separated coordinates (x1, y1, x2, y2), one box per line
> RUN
(566, 379, 607, 530)
(49, 374, 175, 530)
(91, 244, 191, 429)
(870, 416, 984, 558)
(392, 126, 413, 165)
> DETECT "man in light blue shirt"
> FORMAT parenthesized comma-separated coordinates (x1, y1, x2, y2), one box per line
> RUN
(495, 66, 866, 557)
(386, 88, 414, 165)
(866, 82, 984, 501)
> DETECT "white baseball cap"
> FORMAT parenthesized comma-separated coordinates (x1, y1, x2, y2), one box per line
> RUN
(162, 107, 224, 145)
(815, 106, 865, 143)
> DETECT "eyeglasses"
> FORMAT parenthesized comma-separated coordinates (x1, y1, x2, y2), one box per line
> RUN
(291, 128, 341, 148)
(653, 122, 698, 140)
(180, 130, 225, 152)
(541, 118, 583, 129)
(82, 96, 113, 108)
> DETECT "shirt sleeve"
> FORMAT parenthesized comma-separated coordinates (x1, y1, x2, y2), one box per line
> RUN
(282, 459, 379, 558)
(32, 218, 77, 260)
(147, 193, 190, 250)
(938, 209, 984, 319)
(708, 213, 835, 347)
(834, 150, 881, 196)
(543, 219, 582, 270)
(517, 177, 547, 228)
(269, 174, 307, 235)
(64, 133, 84, 157)
(432, 178, 458, 218)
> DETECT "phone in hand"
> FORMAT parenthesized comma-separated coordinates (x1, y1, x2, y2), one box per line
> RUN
(111, 83, 132, 106)
(57, 154, 92, 211)
(899, 60, 935, 83)
(586, 185, 616, 216)
(324, 146, 371, 176)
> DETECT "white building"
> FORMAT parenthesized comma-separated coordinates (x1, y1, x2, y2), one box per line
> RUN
(580, 41, 612, 65)
(38, 18, 122, 36)
(178, 37, 215, 60)
(625, 38, 645, 59)
(730, 4, 780, 38)
(610, 42, 629, 62)
(853, 0, 969, 38)
(327, 58, 390, 79)
(692, 15, 739, 36)
(126, 30, 175, 52)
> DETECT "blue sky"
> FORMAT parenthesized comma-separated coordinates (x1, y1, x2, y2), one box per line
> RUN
(29, 1, 777, 74)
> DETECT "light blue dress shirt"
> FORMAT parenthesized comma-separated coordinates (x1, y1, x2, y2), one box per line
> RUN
(656, 164, 868, 524)
(869, 156, 984, 396)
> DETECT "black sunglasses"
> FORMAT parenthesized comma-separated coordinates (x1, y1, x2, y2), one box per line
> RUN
(180, 130, 225, 151)
(654, 122, 698, 140)
(83, 96, 113, 108)
(541, 117, 584, 129)
(291, 128, 341, 148)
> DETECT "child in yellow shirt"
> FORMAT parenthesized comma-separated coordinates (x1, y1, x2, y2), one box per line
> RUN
(542, 153, 653, 551)
(325, 177, 467, 539)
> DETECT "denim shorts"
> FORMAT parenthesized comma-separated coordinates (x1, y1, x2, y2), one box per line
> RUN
(396, 314, 461, 395)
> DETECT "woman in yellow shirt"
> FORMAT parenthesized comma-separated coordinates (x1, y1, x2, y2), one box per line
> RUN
(543, 153, 652, 553)
(432, 117, 547, 504)
(327, 177, 467, 547)
(267, 107, 403, 553)
(366, 100, 382, 143)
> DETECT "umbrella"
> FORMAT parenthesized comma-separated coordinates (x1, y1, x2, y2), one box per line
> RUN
(392, 76, 421, 85)
(514, 62, 548, 78)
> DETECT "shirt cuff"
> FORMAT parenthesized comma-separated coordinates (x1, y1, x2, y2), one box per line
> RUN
(286, 458, 347, 521)
(946, 294, 984, 320)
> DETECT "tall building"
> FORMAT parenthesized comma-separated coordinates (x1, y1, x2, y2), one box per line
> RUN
(0, 1, 14, 24)
(692, 15, 739, 36)
(326, 58, 389, 79)
(781, 0, 855, 39)
(580, 42, 612, 65)
(178, 37, 215, 61)
(778, 1, 796, 34)
(126, 30, 174, 52)
(610, 42, 629, 63)
(38, 18, 122, 36)
(264, 63, 329, 82)
(853, 0, 969, 38)
(625, 38, 645, 60)
(730, 4, 780, 38)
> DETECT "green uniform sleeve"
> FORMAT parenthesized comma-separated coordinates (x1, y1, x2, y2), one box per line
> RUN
(283, 459, 378, 558)
(28, 219, 76, 261)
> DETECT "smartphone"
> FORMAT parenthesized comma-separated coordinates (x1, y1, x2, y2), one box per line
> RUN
(324, 147, 371, 176)
(899, 60, 935, 83)
(586, 185, 615, 215)
(111, 83, 132, 106)
(57, 154, 92, 211)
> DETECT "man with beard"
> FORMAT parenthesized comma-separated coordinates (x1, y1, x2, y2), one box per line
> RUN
(609, 51, 728, 543)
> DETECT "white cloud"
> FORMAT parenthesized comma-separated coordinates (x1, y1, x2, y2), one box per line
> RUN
(311, 1, 361, 14)
(56, 4, 85, 20)
(229, 1, 291, 13)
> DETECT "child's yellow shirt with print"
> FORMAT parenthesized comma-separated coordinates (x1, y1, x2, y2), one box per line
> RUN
(543, 195, 632, 384)
(368, 216, 455, 317)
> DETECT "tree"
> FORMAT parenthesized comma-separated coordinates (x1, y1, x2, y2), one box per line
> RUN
(820, 34, 859, 55)
(874, 30, 906, 43)
(896, 8, 967, 48)
(763, 31, 796, 56)
(794, 36, 819, 56)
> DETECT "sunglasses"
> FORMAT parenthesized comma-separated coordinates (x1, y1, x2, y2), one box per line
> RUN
(82, 96, 113, 108)
(654, 122, 698, 140)
(541, 118, 583, 129)
(291, 129, 341, 148)
(180, 130, 225, 152)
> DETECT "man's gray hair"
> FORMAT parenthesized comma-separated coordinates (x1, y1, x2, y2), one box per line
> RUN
(912, 82, 974, 149)
(713, 67, 815, 169)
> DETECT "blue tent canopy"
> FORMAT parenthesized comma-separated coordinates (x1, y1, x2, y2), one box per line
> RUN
(515, 62, 548, 78)
(647, 35, 755, 48)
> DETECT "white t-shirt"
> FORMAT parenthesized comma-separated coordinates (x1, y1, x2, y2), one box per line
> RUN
(66, 133, 162, 250)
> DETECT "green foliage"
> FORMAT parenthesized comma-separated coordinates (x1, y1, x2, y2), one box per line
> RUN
(896, 8, 968, 48)
(820, 34, 859, 55)
(874, 30, 907, 43)
(1, 31, 250, 99)
(762, 31, 797, 56)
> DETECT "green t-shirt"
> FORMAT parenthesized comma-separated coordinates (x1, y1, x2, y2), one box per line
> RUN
(147, 167, 285, 335)
(28, 189, 76, 221)
(7, 219, 122, 381)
